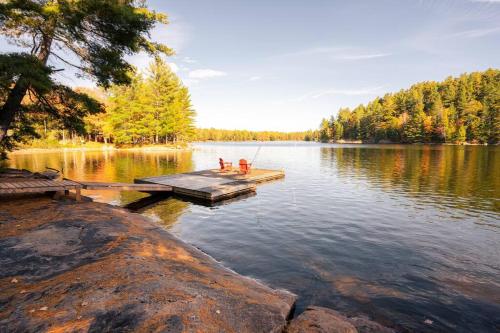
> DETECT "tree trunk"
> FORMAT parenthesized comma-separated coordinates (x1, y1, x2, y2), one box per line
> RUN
(0, 25, 54, 143)
(0, 81, 29, 142)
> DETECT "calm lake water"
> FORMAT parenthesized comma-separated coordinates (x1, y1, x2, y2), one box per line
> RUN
(7, 142, 500, 332)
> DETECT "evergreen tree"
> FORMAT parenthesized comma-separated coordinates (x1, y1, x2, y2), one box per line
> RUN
(106, 58, 195, 145)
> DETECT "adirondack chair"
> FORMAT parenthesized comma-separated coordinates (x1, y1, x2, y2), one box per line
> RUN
(239, 159, 251, 174)
(219, 158, 232, 172)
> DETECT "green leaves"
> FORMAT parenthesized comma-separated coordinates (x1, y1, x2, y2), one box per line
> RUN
(322, 69, 499, 144)
(107, 58, 195, 145)
(0, 53, 52, 94)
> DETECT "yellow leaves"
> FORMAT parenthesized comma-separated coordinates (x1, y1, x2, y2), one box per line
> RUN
(423, 115, 433, 134)
(133, 7, 169, 25)
(142, 40, 174, 56)
(42, 2, 60, 16)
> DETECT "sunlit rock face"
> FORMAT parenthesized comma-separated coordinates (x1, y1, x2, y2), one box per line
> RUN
(287, 306, 395, 333)
(0, 197, 295, 333)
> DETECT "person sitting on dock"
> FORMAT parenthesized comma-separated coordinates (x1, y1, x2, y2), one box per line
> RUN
(239, 159, 252, 174)
(219, 158, 233, 172)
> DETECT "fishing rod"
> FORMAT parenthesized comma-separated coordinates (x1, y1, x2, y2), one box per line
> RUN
(250, 145, 262, 165)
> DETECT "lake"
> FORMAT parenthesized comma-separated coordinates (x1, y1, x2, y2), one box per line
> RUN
(7, 142, 500, 332)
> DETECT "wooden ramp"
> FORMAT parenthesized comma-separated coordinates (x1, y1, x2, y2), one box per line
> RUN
(136, 168, 284, 202)
(76, 181, 172, 192)
(0, 179, 82, 200)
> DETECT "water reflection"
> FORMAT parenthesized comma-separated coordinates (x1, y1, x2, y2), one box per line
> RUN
(321, 145, 499, 214)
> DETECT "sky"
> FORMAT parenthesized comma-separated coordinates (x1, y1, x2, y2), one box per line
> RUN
(2, 0, 500, 131)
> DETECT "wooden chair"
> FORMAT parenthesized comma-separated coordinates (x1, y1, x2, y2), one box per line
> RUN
(219, 158, 232, 172)
(239, 159, 251, 174)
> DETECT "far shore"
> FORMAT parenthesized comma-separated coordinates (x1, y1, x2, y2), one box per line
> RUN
(9, 145, 192, 155)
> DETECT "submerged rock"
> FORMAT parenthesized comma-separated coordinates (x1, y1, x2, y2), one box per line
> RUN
(0, 196, 295, 332)
(287, 306, 395, 333)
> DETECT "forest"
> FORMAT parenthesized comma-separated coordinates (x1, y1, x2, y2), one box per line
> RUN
(195, 128, 314, 142)
(318, 69, 499, 144)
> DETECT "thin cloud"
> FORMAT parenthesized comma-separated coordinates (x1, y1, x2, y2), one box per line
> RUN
(167, 62, 179, 73)
(249, 76, 262, 81)
(183, 56, 197, 64)
(151, 16, 192, 53)
(335, 53, 392, 60)
(296, 87, 384, 102)
(188, 69, 227, 79)
(272, 47, 391, 61)
(182, 78, 199, 86)
(311, 87, 384, 98)
(272, 47, 348, 58)
(449, 27, 500, 38)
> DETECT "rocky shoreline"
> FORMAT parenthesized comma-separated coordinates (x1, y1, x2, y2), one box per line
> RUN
(0, 195, 394, 332)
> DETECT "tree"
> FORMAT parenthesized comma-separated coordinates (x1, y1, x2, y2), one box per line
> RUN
(146, 58, 195, 142)
(319, 118, 330, 142)
(107, 58, 195, 145)
(0, 0, 172, 154)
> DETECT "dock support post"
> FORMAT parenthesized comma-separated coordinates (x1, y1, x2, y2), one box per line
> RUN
(75, 188, 81, 202)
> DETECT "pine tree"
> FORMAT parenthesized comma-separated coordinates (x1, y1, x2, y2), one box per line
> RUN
(106, 58, 195, 145)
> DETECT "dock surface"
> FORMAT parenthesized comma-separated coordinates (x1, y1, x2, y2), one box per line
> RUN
(0, 179, 82, 200)
(75, 181, 172, 192)
(136, 168, 284, 202)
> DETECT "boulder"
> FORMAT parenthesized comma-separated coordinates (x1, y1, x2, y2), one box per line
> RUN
(348, 316, 396, 333)
(287, 306, 395, 333)
(287, 306, 357, 333)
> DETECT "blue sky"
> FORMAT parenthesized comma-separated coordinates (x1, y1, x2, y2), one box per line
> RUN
(3, 0, 500, 131)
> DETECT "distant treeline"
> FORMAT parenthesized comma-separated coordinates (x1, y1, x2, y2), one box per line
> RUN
(319, 69, 499, 144)
(195, 128, 317, 142)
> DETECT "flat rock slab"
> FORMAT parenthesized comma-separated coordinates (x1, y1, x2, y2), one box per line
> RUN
(287, 306, 395, 333)
(0, 197, 295, 333)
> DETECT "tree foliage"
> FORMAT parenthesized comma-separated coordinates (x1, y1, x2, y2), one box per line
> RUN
(106, 58, 195, 145)
(0, 0, 171, 156)
(320, 69, 499, 144)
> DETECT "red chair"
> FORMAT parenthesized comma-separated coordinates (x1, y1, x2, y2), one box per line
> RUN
(239, 159, 251, 174)
(219, 158, 232, 172)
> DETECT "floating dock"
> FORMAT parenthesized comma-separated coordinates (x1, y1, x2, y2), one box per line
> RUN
(136, 168, 284, 202)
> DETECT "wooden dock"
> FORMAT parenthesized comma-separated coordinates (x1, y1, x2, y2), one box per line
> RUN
(0, 179, 82, 200)
(136, 168, 284, 202)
